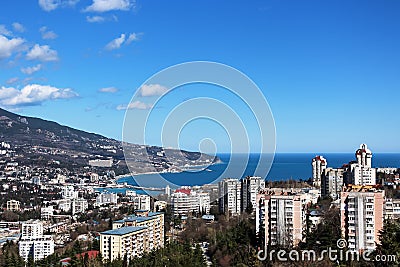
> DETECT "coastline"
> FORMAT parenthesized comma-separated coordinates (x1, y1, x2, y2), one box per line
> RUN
(115, 160, 225, 182)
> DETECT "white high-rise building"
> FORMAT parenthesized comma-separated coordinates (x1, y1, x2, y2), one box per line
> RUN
(218, 178, 241, 215)
(19, 220, 54, 262)
(241, 176, 265, 212)
(321, 168, 344, 200)
(349, 144, 376, 186)
(197, 192, 211, 214)
(165, 185, 171, 196)
(312, 156, 327, 187)
(171, 188, 210, 215)
(356, 143, 372, 167)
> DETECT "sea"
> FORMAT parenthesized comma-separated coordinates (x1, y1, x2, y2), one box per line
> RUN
(97, 153, 400, 195)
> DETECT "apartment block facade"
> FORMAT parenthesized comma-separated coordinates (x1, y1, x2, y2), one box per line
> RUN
(100, 211, 164, 261)
(340, 186, 384, 252)
(256, 191, 309, 248)
(19, 220, 54, 262)
(218, 178, 241, 215)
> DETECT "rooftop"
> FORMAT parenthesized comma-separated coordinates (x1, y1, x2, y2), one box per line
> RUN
(101, 226, 147, 236)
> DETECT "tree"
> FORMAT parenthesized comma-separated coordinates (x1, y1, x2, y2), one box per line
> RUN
(375, 219, 400, 265)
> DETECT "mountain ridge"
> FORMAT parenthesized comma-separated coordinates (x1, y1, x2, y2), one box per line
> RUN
(0, 107, 218, 175)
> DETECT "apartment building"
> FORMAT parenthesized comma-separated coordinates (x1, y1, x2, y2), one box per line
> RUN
(40, 206, 54, 220)
(348, 144, 376, 186)
(218, 178, 241, 215)
(241, 176, 265, 212)
(96, 192, 118, 206)
(171, 188, 210, 215)
(100, 226, 148, 261)
(113, 211, 164, 251)
(340, 186, 384, 252)
(131, 194, 151, 211)
(61, 185, 78, 199)
(7, 199, 20, 211)
(312, 155, 327, 187)
(321, 168, 344, 200)
(72, 198, 88, 215)
(19, 220, 54, 262)
(384, 198, 400, 220)
(256, 190, 311, 248)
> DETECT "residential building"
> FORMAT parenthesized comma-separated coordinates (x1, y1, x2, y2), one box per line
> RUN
(41, 206, 54, 220)
(100, 226, 148, 261)
(321, 168, 344, 200)
(131, 194, 151, 211)
(165, 185, 171, 196)
(312, 156, 327, 187)
(218, 178, 241, 215)
(340, 186, 384, 252)
(154, 201, 167, 212)
(100, 212, 164, 261)
(171, 188, 210, 215)
(19, 220, 54, 262)
(350, 164, 376, 186)
(72, 198, 88, 215)
(384, 198, 400, 220)
(256, 191, 309, 248)
(96, 192, 118, 206)
(197, 192, 211, 214)
(125, 190, 137, 197)
(90, 173, 99, 183)
(347, 144, 376, 186)
(356, 143, 372, 167)
(241, 176, 265, 212)
(61, 185, 78, 199)
(58, 199, 71, 212)
(7, 199, 20, 211)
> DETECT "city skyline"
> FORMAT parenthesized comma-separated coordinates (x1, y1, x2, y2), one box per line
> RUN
(1, 0, 400, 153)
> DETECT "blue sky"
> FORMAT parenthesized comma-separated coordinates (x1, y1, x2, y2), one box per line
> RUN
(0, 0, 399, 153)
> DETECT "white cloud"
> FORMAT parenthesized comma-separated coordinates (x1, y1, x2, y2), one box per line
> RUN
(26, 44, 59, 61)
(38, 0, 79, 11)
(105, 34, 125, 50)
(0, 84, 78, 107)
(6, 77, 19, 84)
(39, 26, 58, 40)
(104, 32, 140, 51)
(86, 15, 105, 23)
(0, 25, 12, 36)
(126, 33, 139, 44)
(0, 35, 25, 59)
(12, 22, 25, 33)
(21, 64, 42, 75)
(98, 87, 118, 93)
(84, 0, 134, 12)
(86, 15, 118, 23)
(116, 101, 152, 110)
(139, 84, 168, 97)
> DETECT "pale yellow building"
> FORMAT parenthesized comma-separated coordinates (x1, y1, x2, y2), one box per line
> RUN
(100, 226, 148, 261)
(101, 211, 164, 261)
(7, 199, 20, 211)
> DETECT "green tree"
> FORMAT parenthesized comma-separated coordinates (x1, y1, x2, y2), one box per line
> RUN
(375, 219, 400, 265)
